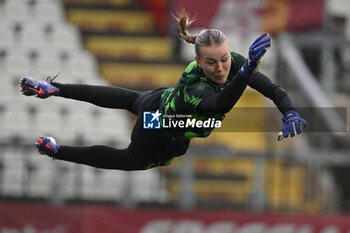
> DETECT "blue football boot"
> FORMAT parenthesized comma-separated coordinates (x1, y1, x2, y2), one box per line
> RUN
(21, 75, 60, 99)
(36, 136, 59, 156)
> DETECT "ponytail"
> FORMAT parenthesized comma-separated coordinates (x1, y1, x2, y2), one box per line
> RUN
(173, 9, 197, 44)
(173, 10, 228, 58)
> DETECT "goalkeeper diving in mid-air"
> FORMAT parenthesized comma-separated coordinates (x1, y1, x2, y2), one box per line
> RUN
(20, 11, 307, 171)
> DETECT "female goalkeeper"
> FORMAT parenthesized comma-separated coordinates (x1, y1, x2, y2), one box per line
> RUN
(20, 12, 306, 171)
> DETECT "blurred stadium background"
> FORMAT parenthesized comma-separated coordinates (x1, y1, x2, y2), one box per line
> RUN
(0, 0, 350, 232)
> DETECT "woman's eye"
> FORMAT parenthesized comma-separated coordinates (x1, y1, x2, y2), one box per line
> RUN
(221, 59, 228, 63)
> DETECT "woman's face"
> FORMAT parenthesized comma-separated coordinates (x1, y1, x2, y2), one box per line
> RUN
(195, 42, 231, 84)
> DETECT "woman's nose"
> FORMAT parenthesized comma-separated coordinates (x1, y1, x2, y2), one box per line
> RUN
(216, 63, 223, 72)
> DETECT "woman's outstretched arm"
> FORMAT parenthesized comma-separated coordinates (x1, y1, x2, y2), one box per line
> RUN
(196, 73, 251, 114)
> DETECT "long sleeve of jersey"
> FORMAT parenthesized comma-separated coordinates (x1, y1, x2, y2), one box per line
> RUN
(197, 73, 251, 114)
(197, 72, 295, 115)
(248, 72, 295, 114)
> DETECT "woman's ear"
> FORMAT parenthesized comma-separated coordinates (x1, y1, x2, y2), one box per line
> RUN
(195, 56, 201, 68)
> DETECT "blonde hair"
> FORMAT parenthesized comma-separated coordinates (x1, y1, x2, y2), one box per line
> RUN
(173, 9, 197, 44)
(173, 10, 228, 58)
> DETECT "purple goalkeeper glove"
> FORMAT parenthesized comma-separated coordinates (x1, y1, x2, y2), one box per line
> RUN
(239, 32, 271, 78)
(278, 110, 307, 141)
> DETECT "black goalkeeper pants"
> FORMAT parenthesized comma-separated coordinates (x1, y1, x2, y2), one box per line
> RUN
(51, 83, 187, 170)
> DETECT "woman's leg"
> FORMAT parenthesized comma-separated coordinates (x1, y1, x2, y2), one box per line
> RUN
(53, 83, 146, 115)
(53, 145, 146, 171)
(21, 77, 147, 115)
(37, 115, 178, 171)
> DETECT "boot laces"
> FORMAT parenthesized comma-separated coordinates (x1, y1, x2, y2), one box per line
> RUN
(46, 72, 61, 83)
